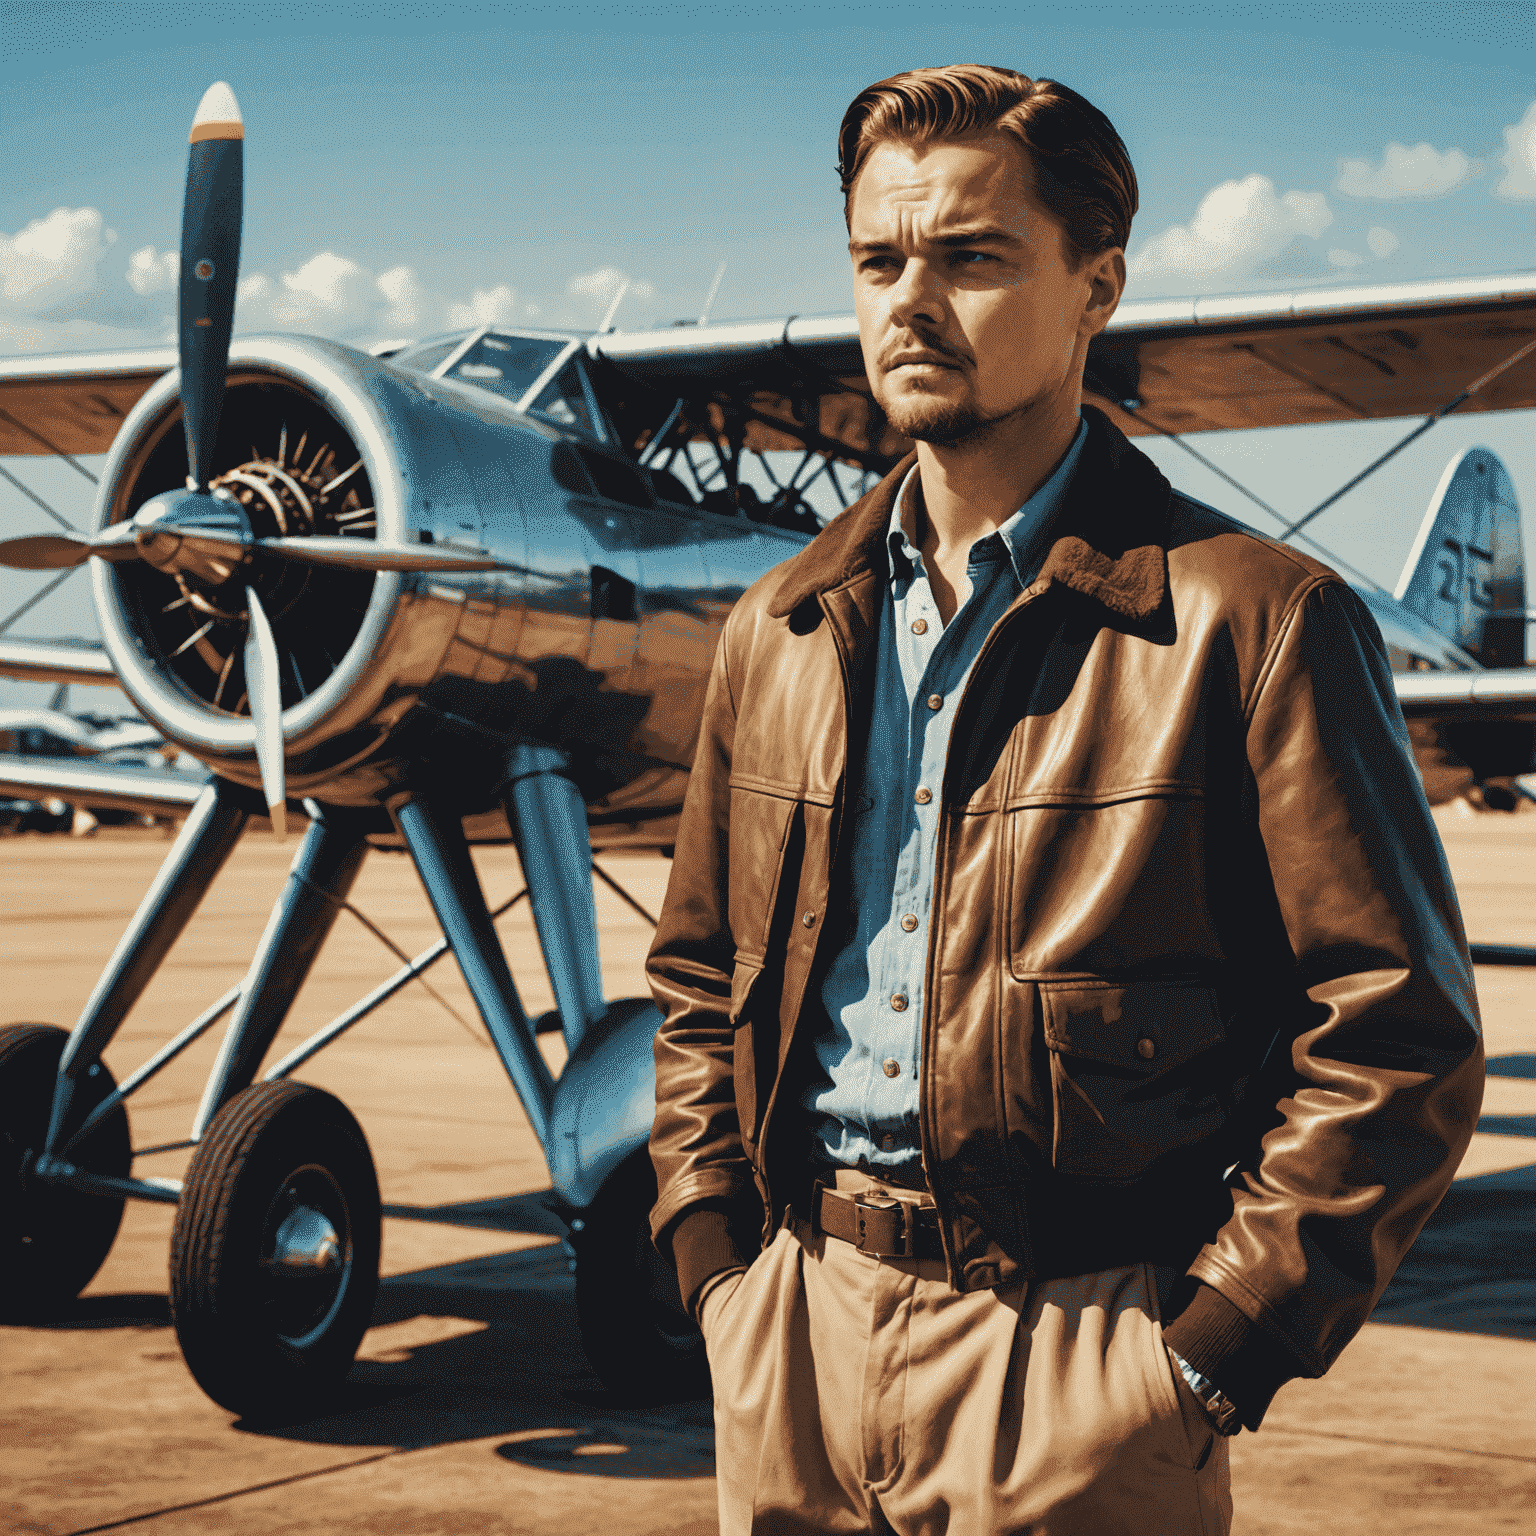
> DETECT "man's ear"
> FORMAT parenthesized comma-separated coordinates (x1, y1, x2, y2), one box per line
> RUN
(1080, 247, 1126, 339)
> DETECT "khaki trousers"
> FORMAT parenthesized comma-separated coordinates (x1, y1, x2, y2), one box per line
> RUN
(700, 1174, 1231, 1536)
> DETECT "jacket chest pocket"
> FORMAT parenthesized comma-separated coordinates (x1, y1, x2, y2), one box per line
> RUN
(1041, 981, 1228, 1183)
(727, 784, 807, 950)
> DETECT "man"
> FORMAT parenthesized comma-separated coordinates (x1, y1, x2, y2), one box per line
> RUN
(647, 64, 1483, 1535)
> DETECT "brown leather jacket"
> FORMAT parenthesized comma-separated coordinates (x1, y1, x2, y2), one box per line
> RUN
(647, 407, 1483, 1426)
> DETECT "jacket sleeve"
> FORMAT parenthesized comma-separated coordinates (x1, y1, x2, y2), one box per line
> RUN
(1164, 579, 1485, 1427)
(646, 619, 765, 1316)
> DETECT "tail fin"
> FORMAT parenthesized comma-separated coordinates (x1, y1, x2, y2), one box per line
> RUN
(1395, 446, 1525, 668)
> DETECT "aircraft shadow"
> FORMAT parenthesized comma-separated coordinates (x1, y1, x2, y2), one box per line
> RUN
(236, 1197, 715, 1480)
(18, 1292, 170, 1329)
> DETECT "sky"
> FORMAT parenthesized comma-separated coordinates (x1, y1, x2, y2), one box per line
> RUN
(2, 0, 1534, 711)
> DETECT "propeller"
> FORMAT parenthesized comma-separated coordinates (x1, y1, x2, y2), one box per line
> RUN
(0, 518, 502, 575)
(181, 80, 244, 492)
(242, 584, 286, 838)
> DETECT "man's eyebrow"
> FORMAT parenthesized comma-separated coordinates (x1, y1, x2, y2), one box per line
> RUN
(933, 226, 1016, 246)
(848, 227, 1019, 256)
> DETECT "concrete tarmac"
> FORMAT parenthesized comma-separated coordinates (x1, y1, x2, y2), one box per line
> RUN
(2, 808, 1534, 1534)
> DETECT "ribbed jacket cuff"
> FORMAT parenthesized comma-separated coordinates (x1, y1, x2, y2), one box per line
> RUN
(666, 1199, 763, 1321)
(1163, 1282, 1302, 1431)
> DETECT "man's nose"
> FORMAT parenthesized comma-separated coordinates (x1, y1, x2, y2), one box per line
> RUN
(887, 257, 946, 329)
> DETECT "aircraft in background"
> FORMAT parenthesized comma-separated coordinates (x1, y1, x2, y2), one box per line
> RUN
(1, 81, 1534, 1421)
(0, 698, 181, 832)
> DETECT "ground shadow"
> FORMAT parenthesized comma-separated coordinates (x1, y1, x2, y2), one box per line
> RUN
(16, 1292, 170, 1329)
(237, 1234, 715, 1480)
(1486, 1053, 1536, 1079)
(1373, 1161, 1536, 1339)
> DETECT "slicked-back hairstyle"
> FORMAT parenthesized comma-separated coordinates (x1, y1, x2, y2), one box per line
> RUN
(838, 65, 1138, 264)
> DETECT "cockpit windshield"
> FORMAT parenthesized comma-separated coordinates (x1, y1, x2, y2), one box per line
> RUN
(391, 331, 571, 405)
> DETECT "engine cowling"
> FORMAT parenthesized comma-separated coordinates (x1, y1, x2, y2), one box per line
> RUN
(91, 336, 534, 809)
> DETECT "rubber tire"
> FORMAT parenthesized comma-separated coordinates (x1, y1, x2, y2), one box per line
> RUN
(169, 1080, 380, 1420)
(572, 1148, 709, 1403)
(0, 1022, 131, 1316)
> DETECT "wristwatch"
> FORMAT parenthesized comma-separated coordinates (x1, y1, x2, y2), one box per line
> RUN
(1166, 1346, 1243, 1437)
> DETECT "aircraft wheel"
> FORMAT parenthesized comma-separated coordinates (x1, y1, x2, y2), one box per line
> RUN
(572, 1148, 709, 1402)
(0, 1022, 131, 1316)
(169, 1080, 380, 1419)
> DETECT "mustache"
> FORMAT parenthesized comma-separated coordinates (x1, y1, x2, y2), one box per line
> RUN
(880, 332, 970, 371)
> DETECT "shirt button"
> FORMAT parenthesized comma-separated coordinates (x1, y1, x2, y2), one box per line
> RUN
(927, 693, 943, 711)
(802, 911, 816, 927)
(882, 1057, 901, 1079)
(911, 618, 928, 635)
(890, 993, 908, 1012)
(914, 787, 932, 805)
(1137, 1037, 1157, 1060)
(900, 913, 918, 932)
(881, 1133, 897, 1152)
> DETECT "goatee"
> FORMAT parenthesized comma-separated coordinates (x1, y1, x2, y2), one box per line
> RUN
(883, 393, 1027, 450)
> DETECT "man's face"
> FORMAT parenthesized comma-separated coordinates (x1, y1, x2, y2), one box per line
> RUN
(849, 133, 1118, 446)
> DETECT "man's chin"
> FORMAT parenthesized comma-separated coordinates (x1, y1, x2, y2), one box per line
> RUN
(884, 395, 988, 449)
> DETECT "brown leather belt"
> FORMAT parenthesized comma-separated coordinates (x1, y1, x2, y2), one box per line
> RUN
(812, 1181, 946, 1261)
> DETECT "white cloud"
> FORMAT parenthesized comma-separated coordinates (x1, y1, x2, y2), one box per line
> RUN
(126, 245, 178, 296)
(236, 256, 539, 341)
(1335, 142, 1479, 200)
(237, 251, 380, 332)
(376, 264, 429, 330)
(1328, 248, 1364, 268)
(1126, 175, 1332, 293)
(0, 207, 117, 314)
(1496, 101, 1536, 200)
(1366, 225, 1400, 259)
(566, 266, 655, 325)
(0, 200, 653, 355)
(447, 283, 519, 329)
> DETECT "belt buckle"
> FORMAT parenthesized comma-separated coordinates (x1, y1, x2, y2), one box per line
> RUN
(853, 1193, 913, 1258)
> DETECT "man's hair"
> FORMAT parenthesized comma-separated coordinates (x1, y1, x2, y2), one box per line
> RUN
(837, 65, 1138, 263)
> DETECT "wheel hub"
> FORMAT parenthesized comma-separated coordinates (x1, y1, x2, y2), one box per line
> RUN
(259, 1164, 353, 1348)
(269, 1204, 342, 1272)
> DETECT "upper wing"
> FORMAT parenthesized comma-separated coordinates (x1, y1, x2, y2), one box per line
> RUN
(591, 270, 1536, 466)
(2, 271, 1530, 463)
(0, 345, 177, 456)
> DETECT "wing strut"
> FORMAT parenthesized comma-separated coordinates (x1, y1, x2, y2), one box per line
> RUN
(1280, 333, 1536, 543)
(0, 567, 80, 637)
(0, 463, 81, 532)
(1124, 405, 1386, 592)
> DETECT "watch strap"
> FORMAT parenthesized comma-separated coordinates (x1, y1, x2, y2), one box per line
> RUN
(1167, 1345, 1243, 1436)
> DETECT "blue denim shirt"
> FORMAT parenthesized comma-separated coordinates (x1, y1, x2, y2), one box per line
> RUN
(803, 417, 1089, 1177)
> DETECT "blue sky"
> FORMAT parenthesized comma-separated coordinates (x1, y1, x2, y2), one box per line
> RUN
(2, 1, 1535, 708)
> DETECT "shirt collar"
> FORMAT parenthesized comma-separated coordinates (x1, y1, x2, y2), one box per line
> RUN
(886, 414, 1090, 590)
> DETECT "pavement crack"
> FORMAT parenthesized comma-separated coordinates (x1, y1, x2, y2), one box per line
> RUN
(60, 1450, 407, 1533)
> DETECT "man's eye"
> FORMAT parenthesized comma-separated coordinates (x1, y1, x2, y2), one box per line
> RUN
(953, 250, 993, 266)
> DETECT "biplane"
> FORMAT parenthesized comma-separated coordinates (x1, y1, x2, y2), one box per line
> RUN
(2, 82, 1535, 1418)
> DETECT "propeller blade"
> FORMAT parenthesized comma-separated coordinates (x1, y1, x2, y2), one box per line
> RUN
(180, 83, 243, 489)
(242, 583, 286, 840)
(0, 524, 143, 571)
(255, 536, 504, 572)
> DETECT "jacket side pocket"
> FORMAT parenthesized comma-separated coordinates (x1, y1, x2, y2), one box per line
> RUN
(1041, 982, 1227, 1182)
